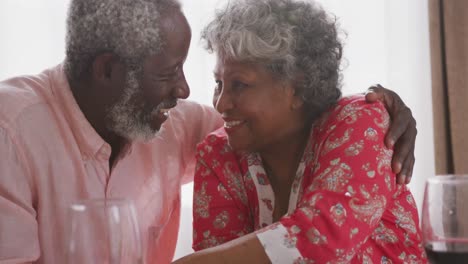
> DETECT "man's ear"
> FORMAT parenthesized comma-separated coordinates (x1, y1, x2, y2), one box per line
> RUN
(91, 53, 120, 86)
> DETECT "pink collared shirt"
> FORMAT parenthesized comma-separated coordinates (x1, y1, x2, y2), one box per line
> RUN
(0, 65, 222, 264)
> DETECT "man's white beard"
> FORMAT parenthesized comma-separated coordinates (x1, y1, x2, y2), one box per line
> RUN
(106, 69, 159, 142)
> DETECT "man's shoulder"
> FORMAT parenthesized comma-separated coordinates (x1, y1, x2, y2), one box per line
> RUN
(0, 68, 57, 129)
(162, 99, 221, 138)
(170, 100, 215, 119)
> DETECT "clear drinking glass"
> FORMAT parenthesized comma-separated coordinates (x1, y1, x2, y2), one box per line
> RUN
(422, 175, 468, 264)
(66, 198, 143, 264)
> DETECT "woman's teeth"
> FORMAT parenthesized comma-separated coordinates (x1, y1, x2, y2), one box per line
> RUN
(224, 120, 243, 128)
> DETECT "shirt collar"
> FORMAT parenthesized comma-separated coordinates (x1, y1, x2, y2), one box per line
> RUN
(49, 63, 108, 160)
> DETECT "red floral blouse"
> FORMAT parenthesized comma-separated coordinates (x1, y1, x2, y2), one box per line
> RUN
(192, 95, 427, 263)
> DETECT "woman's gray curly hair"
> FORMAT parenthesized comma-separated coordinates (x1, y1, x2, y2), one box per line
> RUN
(202, 0, 343, 120)
(64, 0, 180, 84)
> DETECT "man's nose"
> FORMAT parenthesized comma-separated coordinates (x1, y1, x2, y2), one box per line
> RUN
(173, 71, 190, 99)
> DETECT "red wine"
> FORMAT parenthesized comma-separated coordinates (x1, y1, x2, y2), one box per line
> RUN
(425, 248, 468, 264)
(425, 240, 468, 264)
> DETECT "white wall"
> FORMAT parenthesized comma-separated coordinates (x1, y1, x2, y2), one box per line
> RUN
(383, 0, 435, 214)
(0, 0, 68, 79)
(0, 0, 435, 260)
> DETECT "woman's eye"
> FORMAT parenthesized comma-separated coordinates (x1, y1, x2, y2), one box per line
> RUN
(214, 80, 222, 93)
(232, 81, 248, 90)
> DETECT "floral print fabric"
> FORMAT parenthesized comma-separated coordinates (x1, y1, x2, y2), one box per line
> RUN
(192, 95, 426, 263)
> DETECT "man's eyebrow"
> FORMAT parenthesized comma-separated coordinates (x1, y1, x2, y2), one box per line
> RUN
(158, 61, 182, 74)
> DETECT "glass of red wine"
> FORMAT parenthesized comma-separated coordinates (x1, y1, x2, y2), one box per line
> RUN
(422, 175, 468, 264)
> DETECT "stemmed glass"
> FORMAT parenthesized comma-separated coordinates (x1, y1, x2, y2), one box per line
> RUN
(66, 198, 143, 264)
(422, 175, 468, 264)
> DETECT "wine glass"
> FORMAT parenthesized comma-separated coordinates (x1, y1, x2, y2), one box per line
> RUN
(66, 198, 143, 264)
(422, 175, 468, 264)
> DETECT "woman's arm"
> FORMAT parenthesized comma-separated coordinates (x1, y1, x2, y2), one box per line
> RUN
(174, 233, 269, 264)
(191, 134, 253, 251)
(174, 134, 269, 263)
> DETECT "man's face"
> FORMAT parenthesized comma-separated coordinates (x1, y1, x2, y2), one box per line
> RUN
(107, 10, 191, 141)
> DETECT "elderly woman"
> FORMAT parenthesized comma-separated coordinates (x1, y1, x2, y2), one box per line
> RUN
(174, 0, 426, 263)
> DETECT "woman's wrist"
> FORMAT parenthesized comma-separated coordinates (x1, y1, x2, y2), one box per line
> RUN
(172, 233, 270, 264)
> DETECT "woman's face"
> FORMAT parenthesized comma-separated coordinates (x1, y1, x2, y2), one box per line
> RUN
(213, 57, 306, 152)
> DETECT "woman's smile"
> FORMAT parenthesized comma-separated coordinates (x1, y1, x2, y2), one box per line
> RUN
(223, 119, 246, 133)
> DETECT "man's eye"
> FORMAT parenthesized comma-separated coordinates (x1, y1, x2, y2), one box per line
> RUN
(155, 73, 176, 82)
(156, 67, 182, 81)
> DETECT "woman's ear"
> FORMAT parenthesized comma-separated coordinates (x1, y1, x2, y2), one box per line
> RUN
(290, 75, 305, 110)
(291, 90, 304, 110)
(282, 83, 304, 110)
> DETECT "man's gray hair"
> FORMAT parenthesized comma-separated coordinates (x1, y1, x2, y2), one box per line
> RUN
(64, 0, 180, 83)
(202, 0, 343, 120)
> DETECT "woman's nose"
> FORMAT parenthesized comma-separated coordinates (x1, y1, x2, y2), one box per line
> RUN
(214, 88, 233, 113)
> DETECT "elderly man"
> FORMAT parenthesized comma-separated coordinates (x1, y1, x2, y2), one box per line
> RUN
(0, 0, 416, 263)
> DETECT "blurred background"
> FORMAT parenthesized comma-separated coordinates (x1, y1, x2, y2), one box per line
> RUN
(0, 0, 435, 260)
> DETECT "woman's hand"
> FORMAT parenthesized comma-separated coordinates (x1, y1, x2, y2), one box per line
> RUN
(365, 84, 417, 184)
